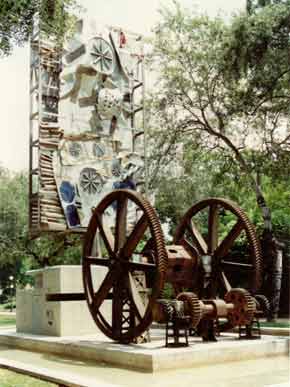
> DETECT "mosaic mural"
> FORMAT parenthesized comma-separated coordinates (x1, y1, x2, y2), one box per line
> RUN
(29, 19, 145, 232)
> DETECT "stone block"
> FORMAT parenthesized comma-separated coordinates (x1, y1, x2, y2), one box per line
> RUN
(16, 265, 110, 336)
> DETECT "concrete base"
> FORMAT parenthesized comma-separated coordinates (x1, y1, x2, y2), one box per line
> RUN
(16, 265, 110, 336)
(0, 328, 288, 372)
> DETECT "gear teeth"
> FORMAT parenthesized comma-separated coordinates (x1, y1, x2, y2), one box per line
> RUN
(174, 197, 263, 293)
(225, 288, 256, 326)
(254, 294, 271, 316)
(177, 292, 203, 328)
(158, 299, 174, 321)
(138, 195, 168, 281)
(83, 189, 168, 343)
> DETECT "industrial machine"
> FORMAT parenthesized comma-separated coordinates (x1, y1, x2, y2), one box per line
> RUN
(78, 189, 266, 344)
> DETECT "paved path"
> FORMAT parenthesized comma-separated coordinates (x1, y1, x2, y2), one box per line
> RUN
(0, 311, 16, 317)
(0, 344, 289, 387)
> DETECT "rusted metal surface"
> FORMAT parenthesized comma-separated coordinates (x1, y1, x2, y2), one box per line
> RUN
(157, 288, 258, 344)
(78, 192, 264, 344)
(165, 245, 198, 291)
(165, 317, 190, 348)
(225, 288, 256, 326)
(177, 292, 203, 328)
(82, 189, 168, 343)
(174, 197, 263, 296)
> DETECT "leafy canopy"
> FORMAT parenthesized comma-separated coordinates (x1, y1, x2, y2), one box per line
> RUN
(152, 1, 290, 154)
(0, 0, 80, 56)
(155, 148, 290, 239)
(0, 167, 82, 287)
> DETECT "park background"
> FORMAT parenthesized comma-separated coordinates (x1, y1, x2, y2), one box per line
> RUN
(0, 0, 289, 321)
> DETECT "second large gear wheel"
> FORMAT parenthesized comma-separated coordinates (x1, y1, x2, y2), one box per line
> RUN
(174, 197, 262, 297)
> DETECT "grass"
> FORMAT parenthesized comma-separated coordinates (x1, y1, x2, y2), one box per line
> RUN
(260, 321, 290, 328)
(0, 369, 56, 387)
(0, 315, 15, 326)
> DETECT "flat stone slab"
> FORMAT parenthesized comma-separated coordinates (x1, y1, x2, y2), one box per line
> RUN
(260, 327, 290, 336)
(0, 357, 116, 387)
(0, 328, 288, 372)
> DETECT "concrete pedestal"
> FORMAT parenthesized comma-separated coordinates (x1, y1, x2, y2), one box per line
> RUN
(0, 328, 288, 372)
(16, 265, 111, 336)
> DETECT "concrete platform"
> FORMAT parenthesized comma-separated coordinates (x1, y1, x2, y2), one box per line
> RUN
(0, 328, 288, 372)
(260, 327, 290, 336)
(0, 346, 289, 387)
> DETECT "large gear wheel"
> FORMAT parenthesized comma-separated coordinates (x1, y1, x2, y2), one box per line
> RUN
(225, 288, 256, 326)
(177, 292, 203, 328)
(83, 189, 168, 343)
(174, 197, 262, 297)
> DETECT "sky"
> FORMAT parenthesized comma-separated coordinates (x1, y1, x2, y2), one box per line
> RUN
(0, 0, 245, 172)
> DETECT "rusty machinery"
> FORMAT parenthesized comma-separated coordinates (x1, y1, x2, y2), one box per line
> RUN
(47, 189, 266, 344)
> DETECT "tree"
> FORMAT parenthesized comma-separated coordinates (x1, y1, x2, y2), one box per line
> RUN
(0, 167, 29, 290)
(247, 0, 289, 14)
(0, 167, 82, 291)
(150, 1, 290, 319)
(154, 147, 290, 315)
(0, 0, 80, 56)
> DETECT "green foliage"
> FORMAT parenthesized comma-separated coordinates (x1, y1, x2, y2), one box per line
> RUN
(0, 0, 35, 55)
(150, 0, 290, 247)
(247, 0, 290, 14)
(222, 2, 290, 118)
(3, 303, 16, 311)
(162, 282, 174, 299)
(0, 167, 82, 289)
(155, 148, 290, 239)
(0, 0, 81, 56)
(152, 1, 290, 143)
(0, 168, 29, 285)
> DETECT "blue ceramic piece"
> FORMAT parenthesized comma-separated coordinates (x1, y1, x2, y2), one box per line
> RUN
(60, 181, 75, 203)
(65, 204, 80, 227)
(113, 179, 136, 191)
(112, 179, 136, 209)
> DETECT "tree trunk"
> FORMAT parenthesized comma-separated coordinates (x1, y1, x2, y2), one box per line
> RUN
(215, 131, 282, 319)
(253, 180, 282, 321)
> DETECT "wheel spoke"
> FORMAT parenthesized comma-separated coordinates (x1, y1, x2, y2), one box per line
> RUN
(219, 270, 231, 292)
(214, 220, 244, 259)
(221, 260, 254, 270)
(95, 213, 114, 257)
(208, 204, 219, 254)
(84, 189, 166, 342)
(115, 195, 128, 252)
(125, 260, 156, 272)
(128, 273, 146, 320)
(92, 265, 119, 310)
(122, 214, 148, 257)
(186, 220, 207, 255)
(179, 237, 199, 258)
(84, 256, 111, 267)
